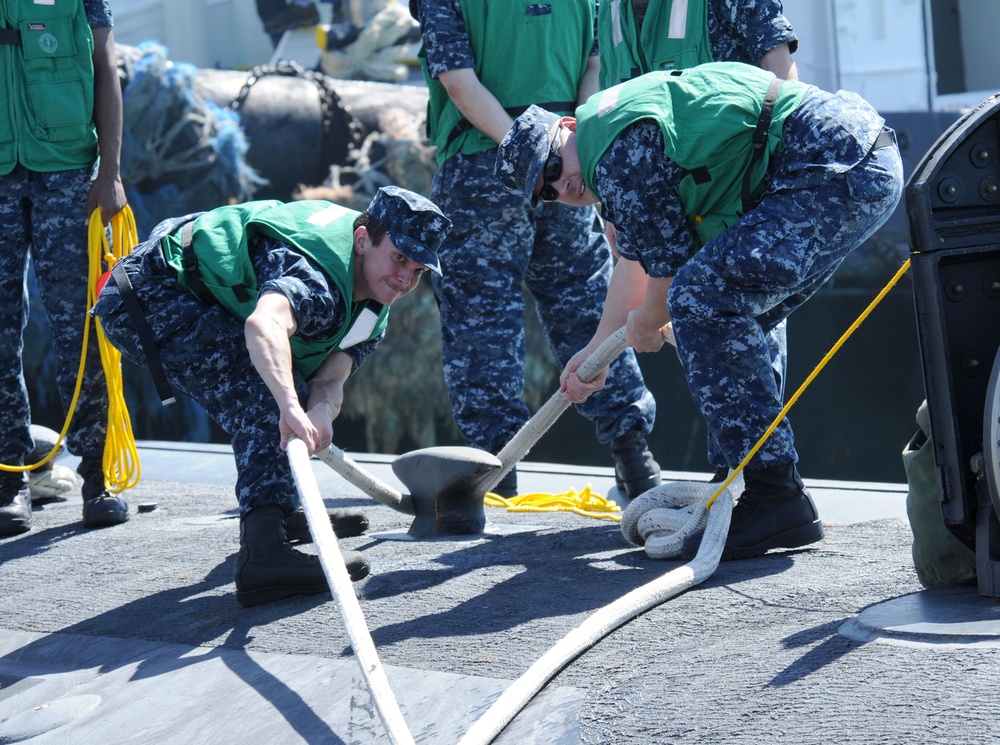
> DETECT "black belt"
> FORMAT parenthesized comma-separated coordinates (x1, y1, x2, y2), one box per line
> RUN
(0, 28, 21, 46)
(110, 262, 176, 406)
(179, 221, 217, 306)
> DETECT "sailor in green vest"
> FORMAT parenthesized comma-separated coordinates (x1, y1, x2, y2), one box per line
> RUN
(598, 0, 800, 483)
(93, 187, 451, 607)
(598, 0, 798, 89)
(412, 0, 660, 502)
(495, 62, 903, 561)
(0, 0, 129, 537)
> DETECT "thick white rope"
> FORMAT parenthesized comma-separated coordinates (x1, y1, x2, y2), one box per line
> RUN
(308, 323, 741, 744)
(458, 477, 740, 745)
(315, 443, 414, 515)
(286, 438, 416, 745)
(620, 473, 744, 559)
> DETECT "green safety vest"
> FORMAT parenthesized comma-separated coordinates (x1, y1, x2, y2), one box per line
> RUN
(419, 0, 592, 163)
(597, 0, 712, 89)
(576, 62, 807, 247)
(0, 0, 98, 174)
(160, 200, 390, 379)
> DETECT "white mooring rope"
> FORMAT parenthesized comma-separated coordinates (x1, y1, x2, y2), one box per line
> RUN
(307, 324, 742, 744)
(286, 438, 416, 745)
(457, 477, 740, 745)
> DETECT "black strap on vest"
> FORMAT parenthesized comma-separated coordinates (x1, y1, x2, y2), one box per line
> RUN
(0, 28, 21, 46)
(110, 262, 176, 406)
(445, 100, 576, 150)
(741, 76, 784, 214)
(178, 222, 252, 305)
(179, 222, 216, 306)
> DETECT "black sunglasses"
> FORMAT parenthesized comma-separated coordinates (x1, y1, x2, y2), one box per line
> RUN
(537, 127, 562, 204)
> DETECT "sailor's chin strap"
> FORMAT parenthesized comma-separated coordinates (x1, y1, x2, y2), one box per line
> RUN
(620, 474, 745, 559)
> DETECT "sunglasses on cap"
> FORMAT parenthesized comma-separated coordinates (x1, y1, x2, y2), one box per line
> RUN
(537, 127, 562, 205)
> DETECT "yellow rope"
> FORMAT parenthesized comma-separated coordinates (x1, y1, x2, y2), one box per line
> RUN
(706, 258, 913, 509)
(0, 209, 142, 492)
(485, 485, 623, 522)
(88, 207, 141, 494)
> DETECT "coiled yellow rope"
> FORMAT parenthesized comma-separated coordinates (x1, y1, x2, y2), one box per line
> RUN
(485, 485, 622, 521)
(0, 209, 141, 495)
(88, 207, 141, 494)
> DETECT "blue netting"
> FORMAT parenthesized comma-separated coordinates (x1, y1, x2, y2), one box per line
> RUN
(121, 42, 267, 238)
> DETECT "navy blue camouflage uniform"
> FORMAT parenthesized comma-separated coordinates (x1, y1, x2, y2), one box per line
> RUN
(0, 0, 113, 468)
(705, 0, 797, 65)
(644, 0, 800, 470)
(93, 215, 380, 515)
(419, 0, 655, 456)
(595, 87, 903, 469)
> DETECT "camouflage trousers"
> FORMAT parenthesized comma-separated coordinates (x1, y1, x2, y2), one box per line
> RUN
(669, 137, 904, 470)
(93, 215, 307, 515)
(0, 165, 108, 464)
(431, 150, 656, 455)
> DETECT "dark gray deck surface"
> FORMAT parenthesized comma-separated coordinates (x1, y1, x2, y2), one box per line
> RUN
(2, 442, 997, 744)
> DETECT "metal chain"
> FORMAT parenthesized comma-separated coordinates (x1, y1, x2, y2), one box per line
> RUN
(229, 60, 365, 167)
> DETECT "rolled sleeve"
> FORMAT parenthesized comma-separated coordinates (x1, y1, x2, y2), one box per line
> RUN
(709, 0, 798, 66)
(418, 0, 475, 77)
(85, 0, 113, 28)
(251, 235, 345, 342)
(345, 334, 384, 373)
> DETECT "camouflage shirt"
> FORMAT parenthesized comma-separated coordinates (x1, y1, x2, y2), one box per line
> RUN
(85, 0, 113, 28)
(251, 234, 382, 373)
(597, 87, 885, 278)
(705, 0, 797, 64)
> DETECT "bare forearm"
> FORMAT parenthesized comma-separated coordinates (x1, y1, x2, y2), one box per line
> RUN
(88, 28, 126, 222)
(245, 312, 300, 415)
(306, 352, 353, 422)
(578, 55, 600, 104)
(759, 43, 798, 80)
(439, 68, 514, 145)
(597, 258, 649, 339)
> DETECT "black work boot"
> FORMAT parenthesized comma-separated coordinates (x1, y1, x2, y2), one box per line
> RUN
(234, 504, 369, 607)
(284, 506, 369, 543)
(0, 471, 32, 537)
(78, 457, 129, 528)
(682, 462, 823, 561)
(709, 466, 730, 483)
(611, 429, 662, 499)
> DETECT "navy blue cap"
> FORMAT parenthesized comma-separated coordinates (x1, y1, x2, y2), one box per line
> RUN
(367, 186, 451, 275)
(495, 105, 561, 207)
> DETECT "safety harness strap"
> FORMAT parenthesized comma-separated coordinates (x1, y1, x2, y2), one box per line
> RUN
(741, 76, 783, 214)
(110, 262, 176, 406)
(179, 221, 217, 306)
